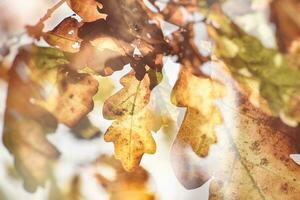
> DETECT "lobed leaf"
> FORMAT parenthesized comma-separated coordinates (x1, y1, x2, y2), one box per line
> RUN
(103, 69, 161, 171)
(171, 66, 225, 157)
(3, 49, 59, 192)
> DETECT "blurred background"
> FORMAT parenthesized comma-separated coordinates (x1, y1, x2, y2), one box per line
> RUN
(1, 0, 297, 199)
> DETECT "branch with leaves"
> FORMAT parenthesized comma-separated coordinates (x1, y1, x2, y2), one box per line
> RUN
(0, 0, 300, 199)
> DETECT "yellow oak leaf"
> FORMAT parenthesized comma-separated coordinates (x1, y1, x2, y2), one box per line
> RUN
(104, 108, 157, 171)
(103, 70, 152, 120)
(103, 69, 161, 171)
(28, 46, 99, 127)
(171, 66, 225, 157)
(48, 67, 99, 127)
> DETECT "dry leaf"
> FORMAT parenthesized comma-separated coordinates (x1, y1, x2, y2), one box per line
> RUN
(44, 16, 83, 53)
(171, 66, 225, 157)
(67, 0, 107, 22)
(73, 0, 168, 76)
(212, 97, 300, 200)
(26, 46, 99, 127)
(70, 37, 131, 76)
(3, 49, 60, 192)
(95, 155, 155, 200)
(103, 69, 161, 171)
(207, 8, 300, 125)
(48, 67, 98, 127)
(170, 65, 225, 189)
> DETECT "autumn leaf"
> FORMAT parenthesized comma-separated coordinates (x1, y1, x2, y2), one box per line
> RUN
(169, 65, 225, 189)
(95, 155, 155, 200)
(3, 49, 60, 192)
(170, 82, 300, 198)
(3, 45, 99, 191)
(171, 66, 225, 157)
(31, 46, 69, 69)
(27, 46, 99, 127)
(43, 67, 98, 127)
(69, 37, 131, 76)
(66, 0, 107, 22)
(103, 69, 162, 171)
(207, 9, 300, 125)
(44, 16, 83, 53)
(72, 0, 169, 76)
(208, 96, 300, 199)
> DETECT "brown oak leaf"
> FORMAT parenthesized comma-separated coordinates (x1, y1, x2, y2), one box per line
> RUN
(66, 0, 107, 22)
(44, 16, 83, 53)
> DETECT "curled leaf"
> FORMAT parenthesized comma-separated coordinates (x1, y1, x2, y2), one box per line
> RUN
(44, 16, 83, 53)
(66, 0, 107, 22)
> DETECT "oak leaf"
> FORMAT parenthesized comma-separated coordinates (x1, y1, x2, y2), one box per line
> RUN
(207, 10, 300, 125)
(28, 46, 99, 127)
(44, 16, 83, 53)
(70, 37, 131, 76)
(170, 65, 225, 189)
(3, 45, 99, 190)
(103, 69, 161, 171)
(66, 0, 107, 22)
(171, 66, 225, 157)
(204, 97, 300, 199)
(74, 0, 168, 76)
(3, 49, 60, 192)
(95, 155, 155, 200)
(45, 67, 98, 127)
